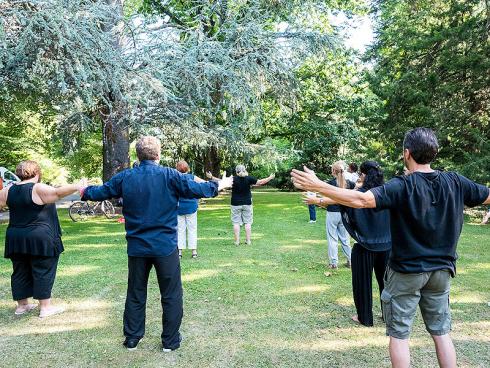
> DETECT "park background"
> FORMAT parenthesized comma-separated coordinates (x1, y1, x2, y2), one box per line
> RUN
(0, 0, 489, 367)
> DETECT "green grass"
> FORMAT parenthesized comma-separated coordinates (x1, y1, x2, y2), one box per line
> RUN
(0, 191, 489, 367)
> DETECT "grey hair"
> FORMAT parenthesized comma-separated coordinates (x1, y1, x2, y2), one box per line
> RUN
(136, 136, 161, 161)
(235, 164, 248, 177)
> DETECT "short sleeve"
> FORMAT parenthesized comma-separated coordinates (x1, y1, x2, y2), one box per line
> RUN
(457, 174, 489, 207)
(248, 176, 258, 185)
(370, 177, 406, 210)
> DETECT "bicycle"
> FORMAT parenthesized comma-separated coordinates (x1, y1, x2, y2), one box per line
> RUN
(68, 200, 116, 222)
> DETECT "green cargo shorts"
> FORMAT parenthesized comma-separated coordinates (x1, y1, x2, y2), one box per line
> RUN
(381, 266, 451, 339)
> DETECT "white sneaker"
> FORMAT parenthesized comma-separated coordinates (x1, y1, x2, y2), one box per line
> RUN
(309, 220, 316, 223)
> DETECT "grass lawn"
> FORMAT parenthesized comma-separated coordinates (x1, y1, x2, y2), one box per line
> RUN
(0, 191, 489, 368)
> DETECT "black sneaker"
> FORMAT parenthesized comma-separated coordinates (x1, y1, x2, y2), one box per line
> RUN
(123, 338, 141, 351)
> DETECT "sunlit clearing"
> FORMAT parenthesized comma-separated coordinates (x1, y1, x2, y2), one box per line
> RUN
(182, 269, 220, 282)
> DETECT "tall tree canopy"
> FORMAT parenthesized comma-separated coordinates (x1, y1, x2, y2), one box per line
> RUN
(367, 0, 490, 182)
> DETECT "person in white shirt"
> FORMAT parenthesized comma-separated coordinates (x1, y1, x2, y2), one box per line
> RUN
(344, 162, 359, 184)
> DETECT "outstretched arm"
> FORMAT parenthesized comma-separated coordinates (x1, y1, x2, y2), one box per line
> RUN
(33, 181, 86, 205)
(291, 167, 375, 209)
(82, 173, 124, 201)
(255, 174, 275, 186)
(303, 193, 336, 208)
(194, 175, 206, 184)
(206, 171, 222, 181)
(0, 188, 8, 209)
(173, 171, 233, 199)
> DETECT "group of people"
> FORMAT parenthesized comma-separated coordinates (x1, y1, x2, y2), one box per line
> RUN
(305, 160, 390, 328)
(1, 129, 489, 368)
(292, 127, 490, 368)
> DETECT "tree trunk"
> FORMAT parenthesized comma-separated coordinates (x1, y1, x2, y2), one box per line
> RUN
(203, 146, 221, 177)
(101, 106, 130, 182)
(100, 0, 129, 182)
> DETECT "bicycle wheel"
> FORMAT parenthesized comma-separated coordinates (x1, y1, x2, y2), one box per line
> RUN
(101, 200, 116, 219)
(69, 201, 90, 222)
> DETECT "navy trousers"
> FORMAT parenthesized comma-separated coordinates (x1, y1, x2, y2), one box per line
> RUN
(123, 248, 183, 349)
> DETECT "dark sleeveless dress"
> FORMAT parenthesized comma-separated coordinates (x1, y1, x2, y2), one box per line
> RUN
(4, 183, 64, 258)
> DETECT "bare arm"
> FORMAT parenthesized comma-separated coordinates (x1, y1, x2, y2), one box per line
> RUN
(0, 188, 8, 209)
(255, 174, 275, 186)
(206, 172, 221, 181)
(194, 176, 206, 183)
(291, 167, 376, 209)
(33, 181, 85, 205)
(303, 194, 336, 208)
(484, 192, 490, 205)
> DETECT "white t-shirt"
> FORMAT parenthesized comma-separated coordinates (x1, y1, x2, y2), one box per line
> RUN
(345, 172, 359, 183)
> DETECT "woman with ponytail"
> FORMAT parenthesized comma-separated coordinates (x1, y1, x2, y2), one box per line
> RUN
(324, 161, 355, 269)
(304, 161, 391, 326)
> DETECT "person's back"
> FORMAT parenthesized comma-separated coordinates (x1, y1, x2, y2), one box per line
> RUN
(231, 175, 257, 206)
(80, 136, 230, 352)
(373, 170, 487, 274)
(85, 161, 214, 257)
(119, 162, 187, 256)
(177, 173, 199, 216)
(6, 183, 63, 258)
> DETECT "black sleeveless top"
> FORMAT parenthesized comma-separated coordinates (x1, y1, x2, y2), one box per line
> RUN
(4, 183, 64, 258)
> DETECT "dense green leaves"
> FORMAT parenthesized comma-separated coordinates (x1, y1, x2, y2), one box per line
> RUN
(367, 0, 490, 182)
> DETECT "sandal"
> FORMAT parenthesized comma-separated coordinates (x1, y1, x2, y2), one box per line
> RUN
(14, 303, 37, 316)
(191, 253, 198, 259)
(39, 306, 65, 318)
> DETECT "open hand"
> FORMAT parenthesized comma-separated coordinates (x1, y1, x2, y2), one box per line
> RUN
(290, 166, 323, 191)
(218, 174, 233, 191)
(77, 178, 88, 190)
(206, 171, 213, 179)
(302, 192, 317, 206)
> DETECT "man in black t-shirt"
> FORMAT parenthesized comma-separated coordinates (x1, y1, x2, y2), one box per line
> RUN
(291, 128, 490, 368)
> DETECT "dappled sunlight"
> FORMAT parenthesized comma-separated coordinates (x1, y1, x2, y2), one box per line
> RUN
(280, 284, 331, 295)
(450, 293, 486, 303)
(452, 322, 490, 341)
(0, 299, 110, 337)
(182, 269, 220, 282)
(62, 232, 124, 240)
(298, 239, 324, 245)
(278, 244, 307, 251)
(334, 296, 354, 307)
(199, 205, 230, 211)
(264, 203, 287, 208)
(58, 264, 100, 277)
(264, 334, 388, 352)
(66, 242, 123, 249)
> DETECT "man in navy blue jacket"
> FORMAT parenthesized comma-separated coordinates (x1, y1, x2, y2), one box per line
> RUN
(81, 136, 232, 352)
(292, 128, 490, 368)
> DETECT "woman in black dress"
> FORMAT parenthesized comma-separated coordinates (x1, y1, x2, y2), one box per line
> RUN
(0, 161, 84, 317)
(304, 161, 391, 326)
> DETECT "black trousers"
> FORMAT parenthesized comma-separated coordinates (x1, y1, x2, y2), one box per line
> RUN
(351, 244, 389, 326)
(10, 254, 59, 301)
(123, 249, 183, 349)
